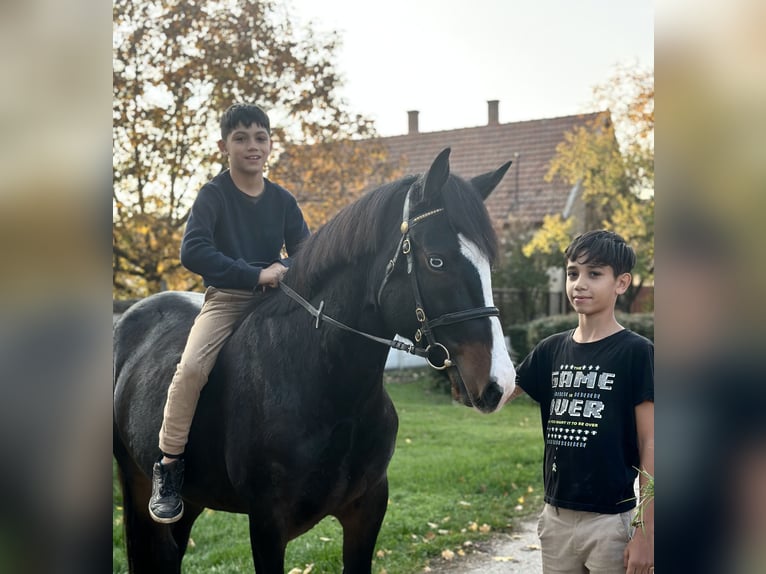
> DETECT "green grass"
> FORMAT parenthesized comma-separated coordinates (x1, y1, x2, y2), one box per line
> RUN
(113, 371, 543, 573)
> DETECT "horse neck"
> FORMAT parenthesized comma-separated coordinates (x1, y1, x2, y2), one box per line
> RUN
(301, 259, 394, 379)
(310, 258, 386, 333)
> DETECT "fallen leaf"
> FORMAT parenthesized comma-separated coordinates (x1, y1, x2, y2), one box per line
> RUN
(319, 537, 332, 542)
(427, 522, 439, 528)
(437, 529, 449, 535)
(441, 549, 455, 560)
(479, 523, 491, 533)
(468, 522, 478, 531)
(457, 549, 465, 556)
(526, 544, 541, 551)
(492, 556, 517, 562)
(458, 500, 472, 507)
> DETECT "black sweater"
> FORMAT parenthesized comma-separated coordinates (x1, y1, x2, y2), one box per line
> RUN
(180, 170, 310, 289)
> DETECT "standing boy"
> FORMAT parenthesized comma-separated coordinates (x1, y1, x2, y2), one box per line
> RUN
(148, 103, 311, 524)
(506, 230, 654, 573)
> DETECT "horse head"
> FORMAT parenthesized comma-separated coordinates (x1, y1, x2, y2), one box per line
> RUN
(378, 148, 516, 413)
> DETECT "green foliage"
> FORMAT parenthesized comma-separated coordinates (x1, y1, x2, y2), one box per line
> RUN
(525, 314, 580, 349)
(510, 312, 654, 361)
(521, 215, 574, 267)
(615, 312, 654, 342)
(113, 375, 544, 573)
(633, 468, 654, 528)
(492, 218, 555, 324)
(506, 323, 531, 363)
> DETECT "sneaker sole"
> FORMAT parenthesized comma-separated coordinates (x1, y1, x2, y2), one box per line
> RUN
(148, 505, 184, 524)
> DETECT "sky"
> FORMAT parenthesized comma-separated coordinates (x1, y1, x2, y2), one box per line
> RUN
(287, 0, 654, 137)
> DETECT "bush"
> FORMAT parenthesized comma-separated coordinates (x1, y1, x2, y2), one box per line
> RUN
(508, 312, 654, 362)
(506, 323, 532, 363)
(615, 312, 654, 342)
(525, 314, 580, 348)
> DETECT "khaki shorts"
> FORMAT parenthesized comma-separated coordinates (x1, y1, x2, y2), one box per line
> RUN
(537, 503, 634, 573)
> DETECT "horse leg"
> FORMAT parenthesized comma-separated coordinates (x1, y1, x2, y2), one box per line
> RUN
(336, 476, 390, 574)
(171, 502, 203, 557)
(116, 459, 184, 573)
(247, 513, 286, 573)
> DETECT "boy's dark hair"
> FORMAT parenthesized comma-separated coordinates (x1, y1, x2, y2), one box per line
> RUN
(220, 103, 270, 140)
(564, 230, 636, 276)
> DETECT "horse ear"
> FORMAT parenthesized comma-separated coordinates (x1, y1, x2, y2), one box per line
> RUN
(470, 160, 512, 201)
(417, 147, 451, 205)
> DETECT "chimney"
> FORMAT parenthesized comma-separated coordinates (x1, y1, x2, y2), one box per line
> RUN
(487, 100, 499, 126)
(407, 110, 419, 134)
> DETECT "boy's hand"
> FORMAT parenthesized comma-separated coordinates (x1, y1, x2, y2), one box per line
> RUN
(258, 263, 287, 289)
(624, 524, 653, 574)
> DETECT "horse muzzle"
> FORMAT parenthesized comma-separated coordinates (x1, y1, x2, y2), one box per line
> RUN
(447, 369, 512, 414)
(444, 339, 516, 413)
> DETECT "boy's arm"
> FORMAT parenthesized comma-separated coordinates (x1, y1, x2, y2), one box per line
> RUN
(503, 385, 527, 405)
(624, 400, 654, 572)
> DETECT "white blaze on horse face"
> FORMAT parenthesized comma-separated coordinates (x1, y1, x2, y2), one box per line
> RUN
(459, 235, 517, 410)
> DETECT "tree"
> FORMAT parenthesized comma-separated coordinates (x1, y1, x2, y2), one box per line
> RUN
(269, 137, 403, 232)
(525, 66, 654, 312)
(113, 0, 387, 297)
(492, 217, 560, 324)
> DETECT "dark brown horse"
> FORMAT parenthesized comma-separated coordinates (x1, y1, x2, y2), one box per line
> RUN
(113, 148, 516, 572)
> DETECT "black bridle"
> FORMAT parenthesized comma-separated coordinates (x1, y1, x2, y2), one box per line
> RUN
(279, 186, 500, 370)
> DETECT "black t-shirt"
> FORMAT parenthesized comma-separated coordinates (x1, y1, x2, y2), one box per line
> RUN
(517, 329, 654, 514)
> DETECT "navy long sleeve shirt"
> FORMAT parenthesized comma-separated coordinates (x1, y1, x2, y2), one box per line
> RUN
(180, 170, 310, 289)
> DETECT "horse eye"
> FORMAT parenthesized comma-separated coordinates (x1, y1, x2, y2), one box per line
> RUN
(428, 257, 444, 269)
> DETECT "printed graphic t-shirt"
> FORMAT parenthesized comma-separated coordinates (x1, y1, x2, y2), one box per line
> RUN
(517, 329, 654, 514)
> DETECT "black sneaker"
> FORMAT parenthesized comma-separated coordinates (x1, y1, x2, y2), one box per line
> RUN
(148, 458, 184, 524)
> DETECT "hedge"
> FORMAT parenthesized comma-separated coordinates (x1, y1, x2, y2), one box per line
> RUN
(508, 312, 654, 361)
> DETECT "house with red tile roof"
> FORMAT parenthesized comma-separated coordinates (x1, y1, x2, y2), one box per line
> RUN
(375, 101, 607, 232)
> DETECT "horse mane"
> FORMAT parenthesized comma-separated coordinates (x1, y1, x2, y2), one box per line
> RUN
(287, 170, 498, 294)
(286, 177, 413, 294)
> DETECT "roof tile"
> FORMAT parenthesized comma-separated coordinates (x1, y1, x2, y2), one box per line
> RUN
(374, 112, 604, 226)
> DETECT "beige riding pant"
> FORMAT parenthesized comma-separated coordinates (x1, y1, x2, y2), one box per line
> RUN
(158, 287, 255, 456)
(537, 503, 635, 574)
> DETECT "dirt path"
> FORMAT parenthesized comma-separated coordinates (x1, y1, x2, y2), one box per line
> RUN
(425, 516, 542, 573)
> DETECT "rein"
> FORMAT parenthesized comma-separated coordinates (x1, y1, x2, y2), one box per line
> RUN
(278, 282, 427, 358)
(279, 185, 499, 370)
